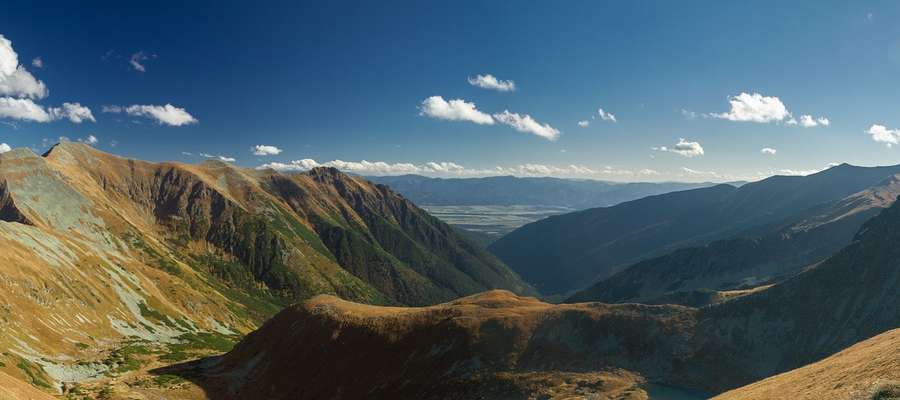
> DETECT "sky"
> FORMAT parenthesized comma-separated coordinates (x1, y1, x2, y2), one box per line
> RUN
(1, 1, 900, 182)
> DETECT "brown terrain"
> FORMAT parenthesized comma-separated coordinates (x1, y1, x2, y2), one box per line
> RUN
(2, 142, 900, 399)
(177, 290, 685, 400)
(0, 142, 530, 397)
(177, 188, 900, 399)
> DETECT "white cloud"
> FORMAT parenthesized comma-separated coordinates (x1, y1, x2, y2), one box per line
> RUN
(492, 110, 560, 141)
(257, 158, 658, 180)
(653, 138, 705, 158)
(104, 103, 198, 126)
(0, 143, 10, 153)
(795, 114, 830, 128)
(775, 168, 825, 176)
(712, 92, 790, 123)
(0, 97, 50, 122)
(467, 74, 516, 92)
(760, 147, 777, 155)
(577, 120, 589, 127)
(77, 134, 98, 145)
(130, 51, 149, 72)
(680, 167, 719, 176)
(181, 151, 193, 156)
(252, 145, 282, 156)
(418, 96, 494, 125)
(681, 109, 698, 119)
(48, 102, 95, 123)
(867, 124, 900, 147)
(200, 153, 235, 162)
(598, 107, 617, 122)
(31, 57, 42, 68)
(0, 35, 48, 99)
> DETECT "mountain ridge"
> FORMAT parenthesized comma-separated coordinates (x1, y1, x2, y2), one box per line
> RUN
(491, 163, 900, 295)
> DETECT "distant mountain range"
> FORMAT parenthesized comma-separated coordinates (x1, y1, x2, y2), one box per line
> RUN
(367, 174, 728, 208)
(490, 163, 900, 295)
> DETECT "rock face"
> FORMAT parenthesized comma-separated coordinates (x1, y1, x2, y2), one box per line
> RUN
(490, 163, 900, 295)
(0, 142, 531, 391)
(568, 174, 900, 305)
(206, 196, 900, 397)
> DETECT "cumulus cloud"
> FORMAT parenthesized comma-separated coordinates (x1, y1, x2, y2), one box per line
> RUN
(597, 108, 617, 122)
(0, 97, 50, 122)
(492, 110, 560, 141)
(467, 74, 516, 92)
(0, 35, 48, 99)
(577, 120, 589, 127)
(252, 145, 282, 156)
(710, 92, 829, 128)
(104, 103, 198, 126)
(48, 102, 95, 123)
(712, 92, 790, 123)
(760, 147, 777, 155)
(418, 96, 494, 125)
(31, 57, 42, 68)
(77, 134, 98, 145)
(867, 124, 900, 147)
(200, 153, 235, 162)
(653, 138, 705, 157)
(789, 114, 830, 128)
(0, 143, 10, 153)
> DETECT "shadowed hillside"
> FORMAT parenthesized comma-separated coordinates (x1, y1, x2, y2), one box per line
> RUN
(492, 163, 900, 295)
(569, 174, 900, 305)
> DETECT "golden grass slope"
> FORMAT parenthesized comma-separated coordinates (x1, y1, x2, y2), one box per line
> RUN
(714, 328, 900, 400)
(0, 371, 55, 400)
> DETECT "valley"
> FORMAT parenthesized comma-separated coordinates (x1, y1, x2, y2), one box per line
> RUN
(5, 4, 900, 399)
(421, 204, 573, 241)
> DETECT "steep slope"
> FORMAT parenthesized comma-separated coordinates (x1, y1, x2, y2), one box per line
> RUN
(692, 198, 900, 389)
(492, 163, 900, 295)
(489, 184, 738, 294)
(568, 174, 900, 305)
(0, 142, 531, 394)
(368, 174, 720, 209)
(713, 328, 900, 400)
(0, 371, 56, 400)
(45, 142, 531, 307)
(187, 290, 692, 400)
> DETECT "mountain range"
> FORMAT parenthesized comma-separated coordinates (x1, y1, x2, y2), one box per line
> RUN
(366, 174, 723, 209)
(490, 163, 900, 295)
(3, 144, 900, 399)
(177, 190, 900, 398)
(0, 142, 530, 395)
(568, 173, 900, 305)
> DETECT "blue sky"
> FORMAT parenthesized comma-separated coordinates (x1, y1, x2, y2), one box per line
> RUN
(1, 1, 900, 182)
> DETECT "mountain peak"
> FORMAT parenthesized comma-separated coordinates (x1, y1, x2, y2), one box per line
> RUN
(0, 147, 39, 162)
(305, 166, 351, 183)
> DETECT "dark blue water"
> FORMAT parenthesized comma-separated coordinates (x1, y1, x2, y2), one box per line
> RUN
(645, 383, 712, 400)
